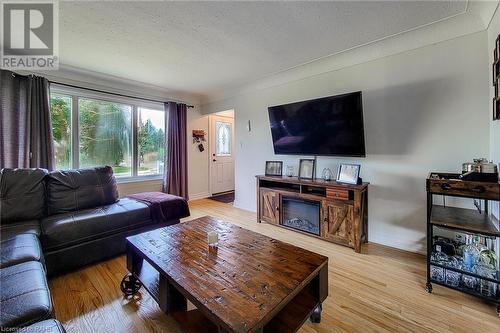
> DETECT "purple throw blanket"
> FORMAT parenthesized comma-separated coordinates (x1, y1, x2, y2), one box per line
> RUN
(127, 192, 190, 223)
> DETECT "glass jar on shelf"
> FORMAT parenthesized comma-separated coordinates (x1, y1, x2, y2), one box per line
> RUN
(462, 234, 480, 272)
(445, 256, 462, 287)
(430, 251, 448, 282)
(479, 238, 499, 270)
(476, 264, 498, 298)
(462, 272, 479, 290)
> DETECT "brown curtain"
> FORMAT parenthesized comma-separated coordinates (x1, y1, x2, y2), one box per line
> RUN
(162, 102, 188, 199)
(0, 70, 55, 170)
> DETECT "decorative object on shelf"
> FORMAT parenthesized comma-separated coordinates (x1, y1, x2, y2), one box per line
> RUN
(461, 273, 478, 289)
(477, 264, 497, 297)
(298, 159, 316, 180)
(265, 161, 283, 176)
(493, 33, 500, 120)
(192, 129, 206, 152)
(336, 163, 361, 185)
(445, 258, 462, 288)
(322, 168, 333, 181)
(462, 234, 480, 271)
(207, 231, 219, 247)
(285, 165, 294, 177)
(432, 237, 456, 256)
(460, 158, 498, 182)
(430, 265, 445, 283)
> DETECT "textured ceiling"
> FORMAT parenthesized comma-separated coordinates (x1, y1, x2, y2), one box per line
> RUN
(58, 1, 470, 99)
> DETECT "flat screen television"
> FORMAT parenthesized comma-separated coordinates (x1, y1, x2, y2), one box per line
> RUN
(267, 91, 365, 157)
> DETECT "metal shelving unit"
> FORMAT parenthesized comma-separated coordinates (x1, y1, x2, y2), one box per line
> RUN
(426, 172, 500, 316)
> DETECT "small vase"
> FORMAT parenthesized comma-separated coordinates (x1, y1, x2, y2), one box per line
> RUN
(322, 168, 332, 181)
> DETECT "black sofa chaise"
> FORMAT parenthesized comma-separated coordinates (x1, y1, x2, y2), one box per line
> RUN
(0, 166, 189, 332)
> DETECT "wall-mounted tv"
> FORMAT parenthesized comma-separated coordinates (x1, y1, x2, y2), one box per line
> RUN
(268, 91, 365, 157)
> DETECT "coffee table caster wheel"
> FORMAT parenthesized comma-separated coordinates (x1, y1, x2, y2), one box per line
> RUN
(425, 282, 432, 294)
(120, 273, 142, 296)
(496, 305, 500, 317)
(310, 303, 322, 323)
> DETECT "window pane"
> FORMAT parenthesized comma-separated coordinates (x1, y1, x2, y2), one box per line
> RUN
(50, 94, 72, 170)
(138, 108, 165, 176)
(216, 121, 231, 156)
(78, 98, 132, 177)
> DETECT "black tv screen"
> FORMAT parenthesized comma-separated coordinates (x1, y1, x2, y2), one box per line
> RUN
(268, 92, 366, 157)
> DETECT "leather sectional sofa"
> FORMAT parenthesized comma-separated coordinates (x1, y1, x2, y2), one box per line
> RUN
(0, 166, 189, 332)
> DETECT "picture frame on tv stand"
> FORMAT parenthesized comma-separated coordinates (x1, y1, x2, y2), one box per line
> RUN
(298, 159, 315, 180)
(265, 161, 283, 176)
(336, 163, 361, 185)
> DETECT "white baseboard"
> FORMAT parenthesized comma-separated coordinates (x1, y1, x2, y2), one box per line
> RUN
(189, 191, 211, 201)
(368, 232, 426, 255)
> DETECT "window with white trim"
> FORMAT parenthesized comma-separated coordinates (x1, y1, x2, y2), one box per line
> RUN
(49, 86, 165, 180)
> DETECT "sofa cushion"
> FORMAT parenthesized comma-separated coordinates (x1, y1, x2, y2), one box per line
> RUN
(0, 261, 53, 330)
(0, 234, 43, 268)
(41, 198, 151, 251)
(46, 166, 118, 215)
(18, 319, 66, 333)
(0, 168, 48, 223)
(0, 220, 41, 241)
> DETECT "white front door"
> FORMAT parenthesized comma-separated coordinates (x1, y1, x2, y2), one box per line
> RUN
(210, 114, 235, 195)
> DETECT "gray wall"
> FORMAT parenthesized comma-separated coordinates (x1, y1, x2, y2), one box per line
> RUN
(203, 32, 491, 253)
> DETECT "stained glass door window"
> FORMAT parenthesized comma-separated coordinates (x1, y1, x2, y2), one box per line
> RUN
(216, 121, 231, 156)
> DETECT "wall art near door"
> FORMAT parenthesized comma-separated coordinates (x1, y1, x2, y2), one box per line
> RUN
(192, 129, 206, 152)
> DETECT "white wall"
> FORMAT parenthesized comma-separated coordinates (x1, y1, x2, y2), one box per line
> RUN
(487, 6, 500, 219)
(488, 6, 500, 164)
(203, 32, 491, 253)
(187, 110, 210, 200)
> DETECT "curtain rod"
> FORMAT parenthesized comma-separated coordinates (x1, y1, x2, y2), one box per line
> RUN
(49, 80, 195, 108)
(6, 72, 194, 108)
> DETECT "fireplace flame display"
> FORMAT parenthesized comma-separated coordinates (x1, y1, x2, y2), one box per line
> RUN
(281, 198, 320, 235)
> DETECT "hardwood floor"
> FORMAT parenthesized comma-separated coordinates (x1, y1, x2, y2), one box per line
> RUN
(49, 199, 499, 333)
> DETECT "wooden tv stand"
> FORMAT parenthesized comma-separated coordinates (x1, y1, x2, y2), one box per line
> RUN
(256, 175, 369, 253)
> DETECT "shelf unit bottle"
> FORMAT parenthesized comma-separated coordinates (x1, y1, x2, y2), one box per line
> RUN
(426, 172, 500, 316)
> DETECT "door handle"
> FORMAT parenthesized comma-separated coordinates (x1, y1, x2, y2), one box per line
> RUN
(213, 159, 217, 162)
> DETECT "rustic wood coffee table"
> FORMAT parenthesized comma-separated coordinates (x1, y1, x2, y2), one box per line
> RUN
(121, 216, 328, 333)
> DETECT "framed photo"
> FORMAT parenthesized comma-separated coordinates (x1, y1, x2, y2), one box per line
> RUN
(298, 159, 315, 180)
(265, 161, 283, 176)
(496, 35, 500, 60)
(494, 98, 500, 121)
(336, 164, 361, 185)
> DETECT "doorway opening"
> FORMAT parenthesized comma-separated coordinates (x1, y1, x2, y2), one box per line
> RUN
(208, 110, 235, 204)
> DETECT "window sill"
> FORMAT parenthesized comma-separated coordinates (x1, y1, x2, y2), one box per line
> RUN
(116, 176, 163, 184)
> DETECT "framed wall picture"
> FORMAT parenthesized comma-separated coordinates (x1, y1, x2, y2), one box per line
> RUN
(265, 161, 283, 176)
(336, 164, 361, 185)
(494, 98, 500, 121)
(298, 159, 315, 180)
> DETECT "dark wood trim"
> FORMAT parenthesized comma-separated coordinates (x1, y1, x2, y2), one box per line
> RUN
(257, 175, 368, 190)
